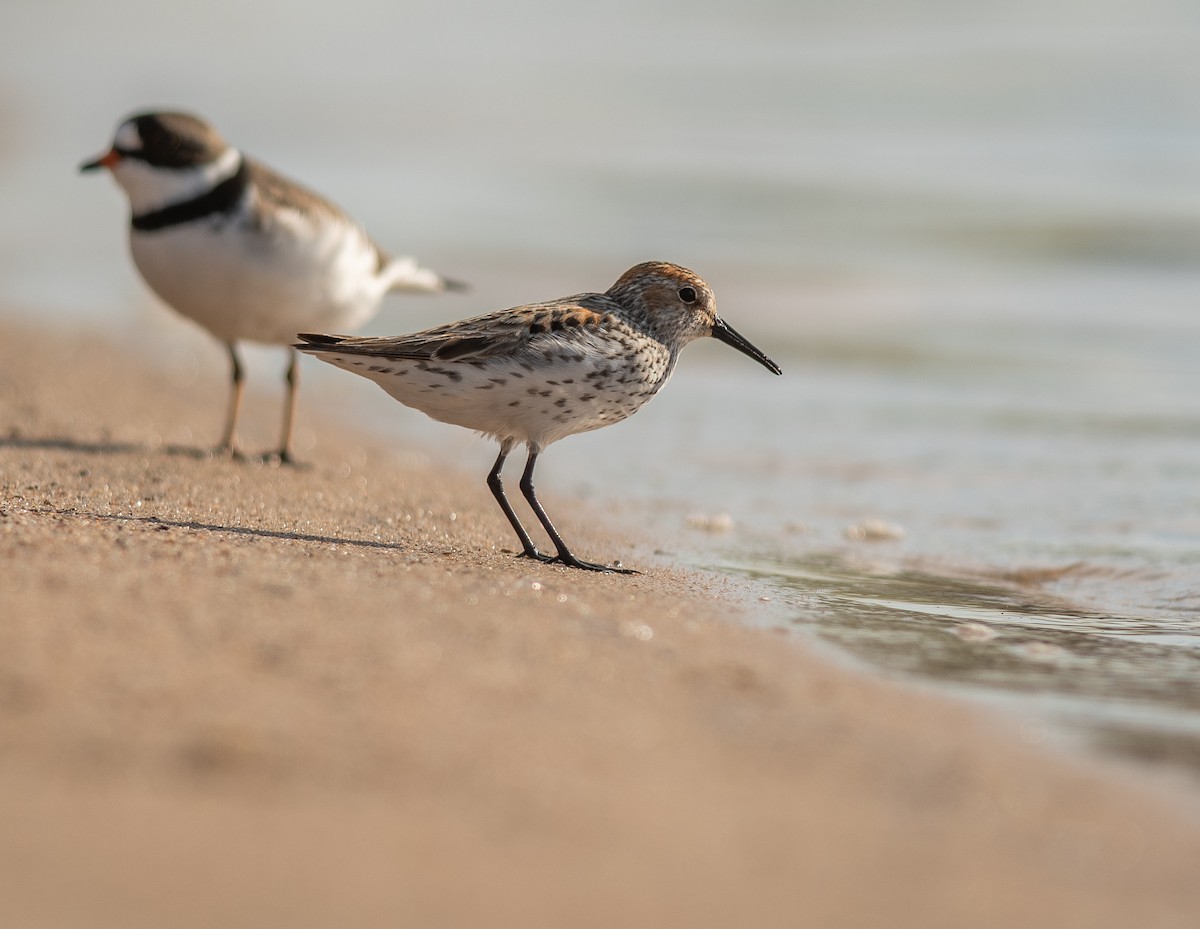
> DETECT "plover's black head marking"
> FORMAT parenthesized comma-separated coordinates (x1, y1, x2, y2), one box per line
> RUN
(82, 110, 244, 217)
(115, 111, 230, 168)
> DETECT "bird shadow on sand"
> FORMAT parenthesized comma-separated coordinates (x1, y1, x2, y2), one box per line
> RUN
(99, 512, 405, 550)
(0, 433, 145, 456)
(21, 505, 408, 552)
(0, 433, 312, 469)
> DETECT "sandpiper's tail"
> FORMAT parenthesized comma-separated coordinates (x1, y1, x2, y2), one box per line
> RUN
(294, 333, 390, 380)
(294, 332, 348, 351)
(381, 255, 467, 295)
(294, 333, 358, 371)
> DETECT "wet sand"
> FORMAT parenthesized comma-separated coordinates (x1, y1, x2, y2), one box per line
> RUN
(2, 316, 1200, 929)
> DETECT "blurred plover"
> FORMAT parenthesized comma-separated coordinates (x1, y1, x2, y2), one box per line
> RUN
(82, 110, 464, 462)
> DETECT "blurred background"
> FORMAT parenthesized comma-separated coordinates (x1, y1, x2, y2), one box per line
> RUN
(4, 0, 1200, 775)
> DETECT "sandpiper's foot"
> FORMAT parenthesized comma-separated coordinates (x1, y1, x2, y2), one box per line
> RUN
(516, 549, 556, 564)
(548, 553, 638, 575)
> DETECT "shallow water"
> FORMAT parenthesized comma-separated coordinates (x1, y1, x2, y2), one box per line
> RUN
(726, 552, 1200, 771)
(4, 0, 1200, 781)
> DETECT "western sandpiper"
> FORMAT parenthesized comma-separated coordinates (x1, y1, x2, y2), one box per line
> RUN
(296, 261, 781, 573)
(82, 110, 464, 463)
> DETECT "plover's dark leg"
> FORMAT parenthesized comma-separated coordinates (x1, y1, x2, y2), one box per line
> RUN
(217, 343, 245, 457)
(518, 449, 637, 574)
(274, 348, 300, 465)
(487, 440, 550, 562)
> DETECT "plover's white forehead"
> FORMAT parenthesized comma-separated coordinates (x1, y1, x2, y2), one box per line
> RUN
(114, 121, 142, 151)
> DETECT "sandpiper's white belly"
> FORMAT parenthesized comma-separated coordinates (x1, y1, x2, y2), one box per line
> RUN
(320, 330, 675, 448)
(129, 212, 388, 346)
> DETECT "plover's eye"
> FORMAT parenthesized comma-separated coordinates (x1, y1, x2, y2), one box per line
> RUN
(678, 286, 697, 304)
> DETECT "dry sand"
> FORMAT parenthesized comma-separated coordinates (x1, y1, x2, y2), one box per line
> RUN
(2, 316, 1199, 929)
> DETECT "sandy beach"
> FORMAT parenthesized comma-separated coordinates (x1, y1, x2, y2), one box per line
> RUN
(2, 315, 1200, 929)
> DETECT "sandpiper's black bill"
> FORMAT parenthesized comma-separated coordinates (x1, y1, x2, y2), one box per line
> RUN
(711, 318, 782, 375)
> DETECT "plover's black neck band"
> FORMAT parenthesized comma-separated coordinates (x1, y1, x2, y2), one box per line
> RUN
(130, 159, 250, 232)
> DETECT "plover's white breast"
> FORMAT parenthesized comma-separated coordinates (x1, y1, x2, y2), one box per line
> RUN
(130, 184, 389, 346)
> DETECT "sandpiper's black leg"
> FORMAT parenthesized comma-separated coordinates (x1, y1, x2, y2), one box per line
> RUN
(216, 343, 245, 458)
(518, 449, 637, 574)
(487, 441, 551, 562)
(273, 348, 300, 465)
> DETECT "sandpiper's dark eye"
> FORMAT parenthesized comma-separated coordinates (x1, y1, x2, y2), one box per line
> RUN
(678, 286, 697, 304)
